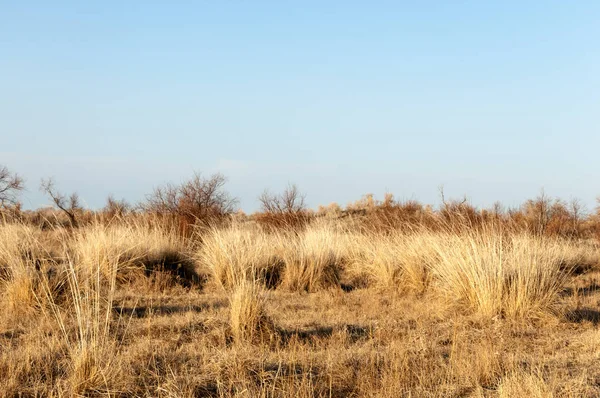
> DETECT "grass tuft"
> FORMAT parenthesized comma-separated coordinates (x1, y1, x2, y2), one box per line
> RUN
(229, 280, 276, 344)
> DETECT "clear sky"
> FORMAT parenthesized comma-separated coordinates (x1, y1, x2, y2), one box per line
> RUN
(2, 1, 599, 212)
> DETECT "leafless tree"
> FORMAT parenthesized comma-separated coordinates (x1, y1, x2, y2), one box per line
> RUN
(0, 165, 24, 208)
(144, 172, 237, 225)
(259, 184, 306, 214)
(523, 189, 552, 236)
(104, 195, 131, 219)
(257, 184, 308, 230)
(491, 201, 504, 217)
(178, 173, 237, 218)
(570, 198, 584, 221)
(40, 178, 81, 227)
(565, 198, 586, 238)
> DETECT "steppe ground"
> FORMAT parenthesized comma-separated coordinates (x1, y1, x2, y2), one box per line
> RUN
(1, 211, 600, 397)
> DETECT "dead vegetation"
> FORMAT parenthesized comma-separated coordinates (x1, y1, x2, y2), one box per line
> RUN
(2, 171, 600, 396)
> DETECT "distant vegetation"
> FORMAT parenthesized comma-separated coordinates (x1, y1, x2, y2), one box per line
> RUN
(1, 164, 600, 396)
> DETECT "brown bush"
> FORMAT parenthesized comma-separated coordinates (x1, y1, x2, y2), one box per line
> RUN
(144, 172, 237, 235)
(351, 195, 432, 233)
(40, 178, 82, 228)
(100, 196, 131, 223)
(255, 184, 311, 230)
(0, 165, 24, 210)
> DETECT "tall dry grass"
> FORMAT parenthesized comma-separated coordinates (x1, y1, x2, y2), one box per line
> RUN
(0, 224, 51, 324)
(45, 254, 123, 395)
(346, 231, 434, 292)
(198, 219, 588, 319)
(198, 222, 284, 290)
(278, 221, 348, 292)
(1, 209, 598, 395)
(199, 220, 349, 292)
(229, 280, 275, 344)
(70, 221, 194, 287)
(427, 229, 582, 318)
(344, 224, 592, 318)
(0, 222, 135, 394)
(497, 370, 553, 398)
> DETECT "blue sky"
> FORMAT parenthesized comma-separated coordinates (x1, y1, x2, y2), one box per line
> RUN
(2, 1, 599, 212)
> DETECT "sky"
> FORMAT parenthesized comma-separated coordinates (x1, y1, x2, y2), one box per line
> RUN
(2, 1, 599, 212)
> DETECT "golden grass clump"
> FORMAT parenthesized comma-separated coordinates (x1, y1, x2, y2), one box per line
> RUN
(345, 233, 399, 290)
(279, 220, 347, 292)
(346, 231, 434, 292)
(199, 222, 283, 290)
(497, 371, 553, 398)
(70, 222, 192, 286)
(428, 230, 577, 318)
(45, 253, 125, 395)
(200, 220, 349, 292)
(0, 224, 42, 268)
(0, 224, 50, 323)
(229, 280, 275, 344)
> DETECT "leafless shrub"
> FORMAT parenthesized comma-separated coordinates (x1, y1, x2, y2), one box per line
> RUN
(259, 184, 306, 214)
(521, 190, 553, 237)
(256, 184, 310, 230)
(229, 281, 276, 344)
(360, 195, 429, 233)
(40, 178, 82, 227)
(513, 191, 587, 239)
(0, 165, 24, 209)
(144, 172, 237, 232)
(102, 195, 130, 221)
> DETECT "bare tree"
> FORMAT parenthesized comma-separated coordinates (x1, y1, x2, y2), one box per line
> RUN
(178, 173, 237, 219)
(0, 165, 24, 208)
(104, 195, 131, 219)
(259, 184, 306, 214)
(40, 178, 81, 227)
(144, 172, 237, 225)
(566, 198, 586, 238)
(145, 183, 179, 215)
(570, 198, 584, 221)
(491, 201, 504, 217)
(257, 184, 308, 229)
(523, 189, 553, 236)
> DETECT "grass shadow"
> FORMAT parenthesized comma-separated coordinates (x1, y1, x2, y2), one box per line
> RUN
(142, 250, 205, 288)
(561, 283, 600, 297)
(114, 300, 228, 318)
(277, 324, 371, 345)
(566, 308, 600, 324)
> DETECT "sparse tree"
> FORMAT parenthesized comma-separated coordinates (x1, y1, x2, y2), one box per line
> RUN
(259, 184, 306, 214)
(491, 201, 504, 217)
(104, 195, 130, 219)
(257, 184, 308, 229)
(523, 189, 553, 236)
(40, 178, 81, 227)
(564, 198, 584, 238)
(145, 172, 237, 226)
(0, 165, 24, 208)
(570, 198, 584, 222)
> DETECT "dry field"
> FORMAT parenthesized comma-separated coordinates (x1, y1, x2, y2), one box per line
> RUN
(1, 215, 600, 397)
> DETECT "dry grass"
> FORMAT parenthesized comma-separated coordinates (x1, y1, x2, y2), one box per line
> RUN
(71, 222, 196, 288)
(0, 224, 51, 325)
(346, 231, 434, 292)
(229, 280, 276, 344)
(51, 256, 122, 395)
(278, 221, 347, 292)
(427, 230, 584, 318)
(497, 370, 553, 398)
(199, 220, 347, 292)
(0, 216, 599, 396)
(198, 222, 284, 290)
